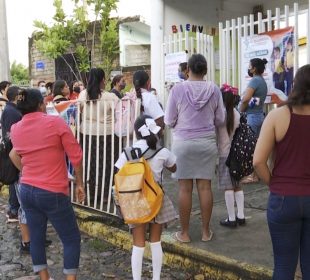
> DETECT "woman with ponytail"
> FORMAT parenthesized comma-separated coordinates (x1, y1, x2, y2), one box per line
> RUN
(132, 70, 165, 130)
(78, 68, 119, 205)
(240, 58, 268, 137)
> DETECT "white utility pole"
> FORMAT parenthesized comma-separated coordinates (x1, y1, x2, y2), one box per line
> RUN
(150, 0, 164, 100)
(0, 0, 10, 81)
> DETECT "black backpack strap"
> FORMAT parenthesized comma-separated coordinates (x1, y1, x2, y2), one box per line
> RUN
(124, 146, 163, 161)
(143, 147, 164, 160)
(123, 147, 143, 161)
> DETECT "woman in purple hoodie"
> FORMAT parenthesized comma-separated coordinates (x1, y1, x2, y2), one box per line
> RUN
(165, 54, 225, 243)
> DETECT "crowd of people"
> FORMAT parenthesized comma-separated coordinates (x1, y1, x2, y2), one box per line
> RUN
(0, 53, 309, 280)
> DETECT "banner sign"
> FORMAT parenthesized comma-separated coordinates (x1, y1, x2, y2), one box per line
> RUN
(241, 27, 294, 97)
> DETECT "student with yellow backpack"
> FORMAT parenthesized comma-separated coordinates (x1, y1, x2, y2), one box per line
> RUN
(114, 115, 177, 280)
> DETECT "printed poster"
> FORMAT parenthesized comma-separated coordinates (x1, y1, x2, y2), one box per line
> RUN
(164, 51, 187, 82)
(241, 27, 294, 97)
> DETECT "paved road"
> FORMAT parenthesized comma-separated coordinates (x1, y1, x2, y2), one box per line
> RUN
(0, 198, 194, 280)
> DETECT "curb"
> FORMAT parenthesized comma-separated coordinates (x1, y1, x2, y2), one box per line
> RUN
(74, 206, 273, 280)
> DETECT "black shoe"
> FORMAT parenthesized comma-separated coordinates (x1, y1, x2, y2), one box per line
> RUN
(20, 241, 30, 254)
(236, 217, 246, 226)
(220, 218, 237, 228)
(45, 239, 52, 247)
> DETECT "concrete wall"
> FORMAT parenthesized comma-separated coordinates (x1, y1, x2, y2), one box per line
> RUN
(29, 20, 150, 85)
(163, 0, 254, 35)
(119, 22, 150, 66)
(163, 0, 309, 36)
(29, 43, 55, 86)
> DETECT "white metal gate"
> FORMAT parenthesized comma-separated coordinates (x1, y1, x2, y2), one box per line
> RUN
(219, 2, 310, 89)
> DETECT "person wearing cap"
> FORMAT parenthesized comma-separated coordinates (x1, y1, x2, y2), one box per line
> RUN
(9, 88, 85, 280)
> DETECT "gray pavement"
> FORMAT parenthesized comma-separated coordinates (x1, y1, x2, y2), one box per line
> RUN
(0, 198, 192, 280)
(0, 174, 275, 279)
(162, 172, 274, 270)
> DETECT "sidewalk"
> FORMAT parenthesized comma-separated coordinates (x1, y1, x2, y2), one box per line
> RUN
(75, 173, 274, 280)
(161, 174, 273, 277)
(0, 177, 274, 279)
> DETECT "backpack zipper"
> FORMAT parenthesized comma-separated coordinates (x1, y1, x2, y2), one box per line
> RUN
(145, 180, 157, 195)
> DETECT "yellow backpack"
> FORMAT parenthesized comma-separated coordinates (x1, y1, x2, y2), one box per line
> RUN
(114, 147, 164, 224)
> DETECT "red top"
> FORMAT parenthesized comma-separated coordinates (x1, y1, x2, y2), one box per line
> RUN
(270, 111, 310, 195)
(11, 112, 82, 195)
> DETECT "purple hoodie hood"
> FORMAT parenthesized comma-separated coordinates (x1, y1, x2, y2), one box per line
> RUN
(183, 81, 215, 110)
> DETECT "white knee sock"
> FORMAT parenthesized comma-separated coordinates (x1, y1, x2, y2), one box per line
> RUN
(131, 245, 145, 280)
(235, 190, 245, 219)
(225, 190, 236, 221)
(150, 241, 163, 280)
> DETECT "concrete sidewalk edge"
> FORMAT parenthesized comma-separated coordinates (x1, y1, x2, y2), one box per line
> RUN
(75, 206, 272, 280)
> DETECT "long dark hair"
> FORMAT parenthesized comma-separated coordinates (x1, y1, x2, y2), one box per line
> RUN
(133, 70, 149, 112)
(220, 85, 238, 136)
(287, 64, 310, 106)
(17, 88, 44, 116)
(134, 115, 158, 150)
(87, 68, 105, 100)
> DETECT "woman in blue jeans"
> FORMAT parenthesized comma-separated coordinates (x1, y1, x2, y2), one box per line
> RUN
(9, 88, 85, 280)
(240, 58, 268, 137)
(253, 64, 310, 280)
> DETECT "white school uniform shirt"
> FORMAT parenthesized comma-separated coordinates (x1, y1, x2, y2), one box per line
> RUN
(141, 89, 164, 120)
(115, 139, 176, 182)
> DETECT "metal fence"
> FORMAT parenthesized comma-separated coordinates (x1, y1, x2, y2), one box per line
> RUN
(0, 98, 140, 216)
(219, 2, 309, 88)
(70, 99, 140, 215)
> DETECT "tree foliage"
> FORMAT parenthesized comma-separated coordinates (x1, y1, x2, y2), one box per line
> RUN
(34, 0, 119, 82)
(10, 61, 29, 84)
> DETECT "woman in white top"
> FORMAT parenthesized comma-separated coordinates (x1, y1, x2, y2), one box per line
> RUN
(132, 70, 165, 130)
(78, 68, 119, 206)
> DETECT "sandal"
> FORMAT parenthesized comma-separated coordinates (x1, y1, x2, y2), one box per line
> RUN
(202, 230, 213, 242)
(172, 231, 191, 243)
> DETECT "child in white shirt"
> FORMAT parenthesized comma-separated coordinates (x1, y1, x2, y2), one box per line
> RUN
(115, 115, 177, 280)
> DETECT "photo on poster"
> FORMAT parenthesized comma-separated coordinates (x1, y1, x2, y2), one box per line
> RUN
(241, 27, 294, 98)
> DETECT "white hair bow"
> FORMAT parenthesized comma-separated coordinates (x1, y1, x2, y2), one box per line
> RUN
(138, 118, 161, 137)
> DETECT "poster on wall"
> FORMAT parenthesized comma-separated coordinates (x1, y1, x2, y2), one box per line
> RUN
(164, 51, 187, 83)
(241, 26, 294, 98)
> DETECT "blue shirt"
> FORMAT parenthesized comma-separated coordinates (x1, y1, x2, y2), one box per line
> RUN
(246, 76, 267, 114)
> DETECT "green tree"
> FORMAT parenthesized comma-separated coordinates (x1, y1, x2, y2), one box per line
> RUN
(34, 0, 119, 82)
(10, 61, 29, 84)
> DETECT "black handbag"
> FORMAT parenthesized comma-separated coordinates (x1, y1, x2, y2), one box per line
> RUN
(0, 135, 19, 185)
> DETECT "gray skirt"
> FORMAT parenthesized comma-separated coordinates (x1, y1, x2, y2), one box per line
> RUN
(172, 135, 218, 180)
